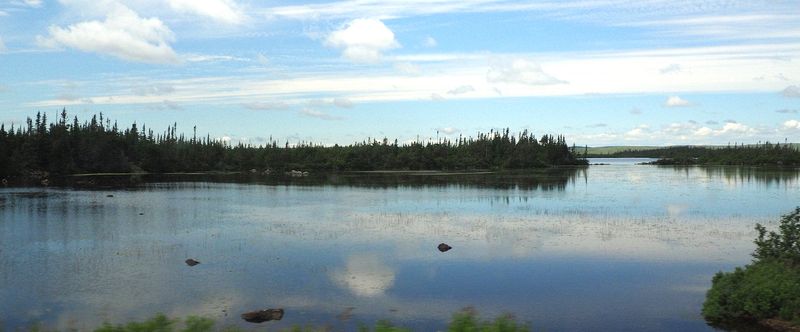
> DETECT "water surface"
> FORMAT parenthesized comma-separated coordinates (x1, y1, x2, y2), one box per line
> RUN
(1, 164, 799, 331)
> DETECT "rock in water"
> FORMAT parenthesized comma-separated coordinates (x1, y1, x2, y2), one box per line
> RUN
(241, 309, 284, 323)
(438, 243, 452, 252)
(185, 258, 200, 266)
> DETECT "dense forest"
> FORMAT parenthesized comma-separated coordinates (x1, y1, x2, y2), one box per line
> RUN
(593, 144, 800, 166)
(0, 110, 587, 178)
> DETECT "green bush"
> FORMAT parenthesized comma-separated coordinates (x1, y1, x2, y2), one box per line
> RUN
(703, 208, 800, 325)
(94, 315, 216, 332)
(447, 308, 530, 332)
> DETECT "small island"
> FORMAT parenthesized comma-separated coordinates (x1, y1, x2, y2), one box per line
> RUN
(0, 111, 587, 182)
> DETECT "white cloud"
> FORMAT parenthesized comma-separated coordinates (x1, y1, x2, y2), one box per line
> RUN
(447, 85, 474, 95)
(718, 122, 752, 134)
(167, 0, 245, 24)
(0, 10, 8, 16)
(659, 63, 681, 74)
(423, 36, 437, 47)
(184, 54, 247, 62)
(394, 62, 421, 75)
(693, 127, 713, 137)
(624, 124, 651, 140)
(665, 96, 691, 107)
(23, 0, 42, 7)
(333, 97, 354, 108)
(784, 120, 800, 130)
(438, 127, 459, 135)
(782, 85, 800, 98)
(242, 101, 290, 111)
(132, 84, 175, 96)
(162, 100, 181, 110)
(299, 108, 343, 120)
(326, 18, 400, 63)
(255, 53, 269, 66)
(36, 4, 179, 64)
(430, 93, 445, 101)
(487, 58, 566, 86)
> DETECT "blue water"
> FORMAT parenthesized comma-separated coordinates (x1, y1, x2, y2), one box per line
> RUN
(1, 165, 798, 331)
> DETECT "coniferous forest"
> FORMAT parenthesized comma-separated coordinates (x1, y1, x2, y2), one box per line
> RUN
(596, 145, 800, 166)
(0, 110, 587, 178)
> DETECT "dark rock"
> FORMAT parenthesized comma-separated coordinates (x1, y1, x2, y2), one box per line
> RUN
(438, 243, 452, 252)
(185, 258, 200, 266)
(241, 309, 284, 323)
(139, 212, 144, 215)
(106, 194, 114, 197)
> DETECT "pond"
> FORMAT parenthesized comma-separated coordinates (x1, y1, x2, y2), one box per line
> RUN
(1, 162, 799, 331)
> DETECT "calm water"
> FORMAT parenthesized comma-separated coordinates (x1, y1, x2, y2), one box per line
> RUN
(1, 162, 799, 331)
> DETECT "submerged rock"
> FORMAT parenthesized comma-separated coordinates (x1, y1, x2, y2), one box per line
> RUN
(185, 258, 200, 266)
(241, 309, 284, 323)
(438, 243, 452, 252)
(106, 194, 114, 198)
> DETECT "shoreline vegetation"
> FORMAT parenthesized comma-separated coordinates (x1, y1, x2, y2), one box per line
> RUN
(590, 145, 800, 167)
(0, 111, 586, 182)
(17, 308, 531, 332)
(703, 208, 800, 331)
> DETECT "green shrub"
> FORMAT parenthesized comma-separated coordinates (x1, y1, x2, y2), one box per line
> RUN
(703, 208, 800, 325)
(447, 308, 530, 332)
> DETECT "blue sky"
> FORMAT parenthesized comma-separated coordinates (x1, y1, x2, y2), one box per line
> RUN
(1, 0, 799, 146)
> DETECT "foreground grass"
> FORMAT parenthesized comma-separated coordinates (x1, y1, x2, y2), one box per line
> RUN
(703, 208, 800, 328)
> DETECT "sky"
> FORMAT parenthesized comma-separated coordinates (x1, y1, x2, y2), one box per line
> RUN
(1, 0, 799, 146)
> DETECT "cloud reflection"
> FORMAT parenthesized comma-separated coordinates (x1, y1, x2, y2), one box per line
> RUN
(331, 254, 395, 297)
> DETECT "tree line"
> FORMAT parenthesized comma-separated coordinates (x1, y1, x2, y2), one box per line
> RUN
(593, 144, 800, 166)
(0, 110, 587, 178)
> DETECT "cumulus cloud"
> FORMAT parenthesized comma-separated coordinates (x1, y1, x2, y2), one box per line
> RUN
(784, 120, 800, 130)
(665, 96, 691, 107)
(430, 93, 445, 101)
(438, 127, 459, 135)
(719, 122, 753, 134)
(167, 0, 245, 24)
(241, 101, 290, 111)
(299, 108, 343, 120)
(782, 85, 800, 98)
(624, 125, 651, 140)
(447, 85, 474, 95)
(487, 58, 566, 86)
(326, 18, 400, 63)
(36, 4, 179, 64)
